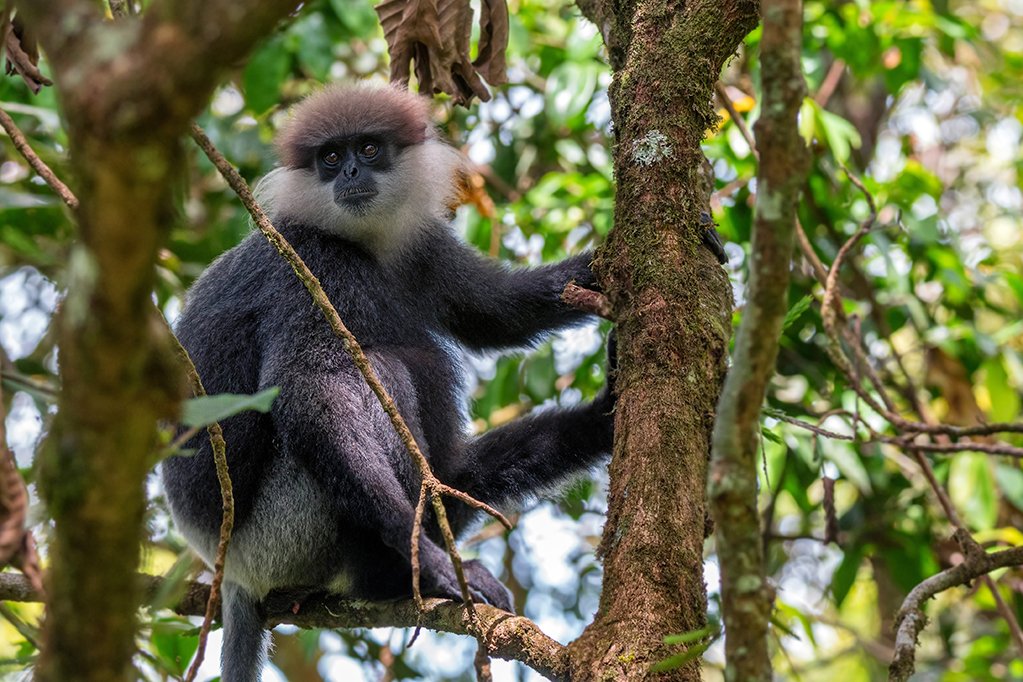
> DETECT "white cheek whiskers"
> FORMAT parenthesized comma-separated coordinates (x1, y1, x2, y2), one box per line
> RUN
(253, 138, 463, 256)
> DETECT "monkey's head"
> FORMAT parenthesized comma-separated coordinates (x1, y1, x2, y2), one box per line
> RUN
(255, 83, 463, 253)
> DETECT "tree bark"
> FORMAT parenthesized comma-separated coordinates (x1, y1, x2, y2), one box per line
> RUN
(707, 0, 808, 679)
(571, 1, 758, 679)
(17, 1, 299, 679)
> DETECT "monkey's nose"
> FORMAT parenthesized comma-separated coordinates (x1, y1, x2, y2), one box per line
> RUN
(343, 164, 360, 179)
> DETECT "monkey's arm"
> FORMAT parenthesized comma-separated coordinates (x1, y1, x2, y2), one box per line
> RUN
(433, 238, 597, 351)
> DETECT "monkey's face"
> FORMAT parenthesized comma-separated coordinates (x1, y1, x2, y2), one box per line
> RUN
(256, 135, 461, 255)
(315, 136, 394, 217)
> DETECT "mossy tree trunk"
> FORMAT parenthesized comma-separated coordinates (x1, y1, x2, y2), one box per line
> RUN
(570, 1, 758, 679)
(17, 1, 300, 679)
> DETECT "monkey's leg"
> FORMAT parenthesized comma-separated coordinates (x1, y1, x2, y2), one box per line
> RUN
(458, 398, 613, 507)
(264, 362, 512, 612)
(221, 581, 270, 682)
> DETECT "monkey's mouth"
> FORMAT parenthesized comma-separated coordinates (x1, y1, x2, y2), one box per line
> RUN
(335, 187, 378, 212)
(336, 187, 377, 199)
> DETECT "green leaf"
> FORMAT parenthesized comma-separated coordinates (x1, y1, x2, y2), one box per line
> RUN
(995, 463, 1023, 512)
(150, 617, 200, 676)
(760, 426, 784, 445)
(832, 545, 863, 607)
(329, 0, 380, 36)
(522, 348, 556, 403)
(545, 62, 601, 127)
(798, 98, 816, 146)
(243, 37, 290, 114)
(289, 13, 335, 80)
(663, 625, 718, 646)
(649, 642, 712, 672)
(181, 387, 280, 428)
(801, 98, 861, 162)
(982, 358, 1020, 424)
(782, 295, 813, 332)
(815, 107, 862, 162)
(949, 453, 998, 531)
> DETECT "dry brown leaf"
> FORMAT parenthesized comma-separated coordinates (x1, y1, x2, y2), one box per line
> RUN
(473, 0, 508, 86)
(3, 15, 52, 94)
(0, 430, 28, 567)
(0, 381, 43, 595)
(376, 0, 507, 105)
(448, 163, 495, 218)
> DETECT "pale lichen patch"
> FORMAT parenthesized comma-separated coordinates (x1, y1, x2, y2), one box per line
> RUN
(630, 130, 674, 166)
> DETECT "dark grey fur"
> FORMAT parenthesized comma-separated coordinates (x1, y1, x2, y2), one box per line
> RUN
(161, 85, 613, 682)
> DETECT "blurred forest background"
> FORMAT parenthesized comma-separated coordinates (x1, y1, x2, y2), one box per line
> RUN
(1, 0, 1022, 679)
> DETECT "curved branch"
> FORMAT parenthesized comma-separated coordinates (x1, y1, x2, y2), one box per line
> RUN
(889, 533, 1023, 681)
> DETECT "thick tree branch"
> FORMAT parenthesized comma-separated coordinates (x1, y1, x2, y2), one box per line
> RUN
(0, 573, 570, 681)
(707, 1, 808, 680)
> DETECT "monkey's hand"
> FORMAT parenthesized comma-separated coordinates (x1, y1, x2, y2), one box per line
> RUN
(422, 553, 514, 613)
(464, 559, 514, 612)
(572, 250, 600, 292)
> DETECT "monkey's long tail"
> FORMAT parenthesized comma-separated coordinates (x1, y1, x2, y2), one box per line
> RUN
(220, 581, 270, 682)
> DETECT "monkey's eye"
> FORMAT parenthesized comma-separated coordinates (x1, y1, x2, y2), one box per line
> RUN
(360, 143, 379, 159)
(322, 150, 340, 167)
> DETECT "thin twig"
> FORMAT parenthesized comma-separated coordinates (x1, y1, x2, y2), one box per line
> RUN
(716, 81, 759, 161)
(808, 165, 1023, 667)
(410, 484, 429, 624)
(768, 412, 854, 441)
(881, 437, 1023, 459)
(161, 318, 235, 682)
(0, 107, 78, 209)
(794, 218, 830, 285)
(814, 59, 846, 107)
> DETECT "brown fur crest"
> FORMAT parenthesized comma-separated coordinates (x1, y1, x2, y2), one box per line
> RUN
(276, 83, 432, 168)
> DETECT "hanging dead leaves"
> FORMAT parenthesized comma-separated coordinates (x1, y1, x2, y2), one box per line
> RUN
(2, 13, 51, 95)
(376, 0, 508, 105)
